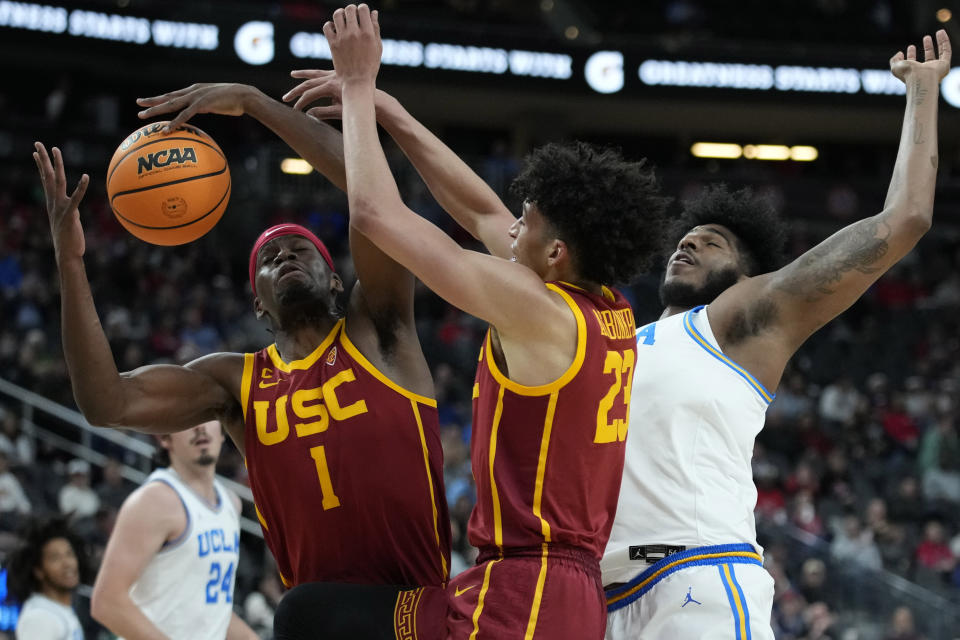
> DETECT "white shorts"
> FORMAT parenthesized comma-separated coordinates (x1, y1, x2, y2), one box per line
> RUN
(604, 543, 775, 640)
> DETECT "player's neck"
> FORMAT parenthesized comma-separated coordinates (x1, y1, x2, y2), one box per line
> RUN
(549, 271, 602, 296)
(660, 304, 692, 319)
(39, 584, 73, 607)
(170, 461, 217, 506)
(273, 319, 339, 362)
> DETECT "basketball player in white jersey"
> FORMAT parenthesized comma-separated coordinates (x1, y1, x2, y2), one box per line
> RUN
(7, 516, 87, 640)
(91, 421, 257, 640)
(601, 32, 951, 638)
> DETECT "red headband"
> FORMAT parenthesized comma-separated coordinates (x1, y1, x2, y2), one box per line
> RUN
(249, 223, 335, 296)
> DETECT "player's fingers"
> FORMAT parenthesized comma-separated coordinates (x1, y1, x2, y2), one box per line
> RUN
(907, 44, 916, 61)
(292, 83, 336, 111)
(68, 174, 90, 211)
(163, 105, 198, 133)
(890, 51, 904, 68)
(137, 98, 185, 119)
(357, 4, 371, 31)
(938, 29, 952, 64)
(290, 69, 325, 79)
(283, 78, 319, 103)
(307, 105, 343, 120)
(136, 87, 192, 106)
(924, 35, 935, 62)
(372, 9, 380, 36)
(52, 147, 66, 193)
(323, 20, 337, 43)
(344, 4, 358, 31)
(332, 8, 346, 34)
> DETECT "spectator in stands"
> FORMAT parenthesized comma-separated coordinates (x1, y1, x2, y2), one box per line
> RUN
(830, 513, 882, 571)
(58, 459, 99, 519)
(886, 475, 926, 526)
(917, 413, 960, 504)
(914, 520, 955, 589)
(772, 589, 807, 639)
(818, 376, 863, 429)
(0, 450, 30, 528)
(882, 605, 925, 640)
(0, 410, 32, 467)
(244, 572, 283, 637)
(882, 394, 921, 455)
(94, 458, 129, 511)
(797, 558, 829, 604)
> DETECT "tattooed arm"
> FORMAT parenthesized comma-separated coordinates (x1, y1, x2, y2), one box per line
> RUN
(706, 31, 949, 390)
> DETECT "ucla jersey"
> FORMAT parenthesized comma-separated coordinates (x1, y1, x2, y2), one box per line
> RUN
(601, 305, 773, 585)
(125, 468, 239, 640)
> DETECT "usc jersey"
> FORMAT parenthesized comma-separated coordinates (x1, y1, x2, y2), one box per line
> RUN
(468, 282, 637, 559)
(241, 319, 450, 587)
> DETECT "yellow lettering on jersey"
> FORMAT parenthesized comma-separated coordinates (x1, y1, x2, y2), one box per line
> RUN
(322, 370, 368, 421)
(592, 308, 637, 341)
(595, 349, 634, 444)
(292, 388, 330, 437)
(255, 397, 290, 446)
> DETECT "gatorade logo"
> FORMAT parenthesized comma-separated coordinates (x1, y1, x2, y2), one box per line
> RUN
(137, 147, 198, 174)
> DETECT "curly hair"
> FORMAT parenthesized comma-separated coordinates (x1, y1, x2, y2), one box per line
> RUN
(665, 183, 788, 276)
(6, 516, 91, 604)
(509, 141, 671, 285)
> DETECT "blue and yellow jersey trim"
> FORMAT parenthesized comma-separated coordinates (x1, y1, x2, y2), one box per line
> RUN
(604, 543, 763, 612)
(682, 306, 775, 404)
(483, 283, 587, 397)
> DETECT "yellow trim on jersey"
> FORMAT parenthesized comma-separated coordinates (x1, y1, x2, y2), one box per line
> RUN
(531, 392, 558, 542)
(266, 320, 342, 372)
(722, 564, 748, 640)
(489, 386, 506, 549)
(411, 399, 449, 581)
(483, 283, 587, 397)
(469, 558, 501, 640)
(339, 328, 438, 407)
(523, 544, 549, 640)
(604, 550, 763, 607)
(254, 504, 269, 531)
(240, 353, 254, 421)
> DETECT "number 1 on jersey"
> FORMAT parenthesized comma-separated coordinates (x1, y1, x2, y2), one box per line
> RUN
(595, 349, 635, 443)
(309, 445, 341, 510)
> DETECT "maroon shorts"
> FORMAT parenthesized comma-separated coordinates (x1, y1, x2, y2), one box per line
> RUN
(445, 545, 606, 640)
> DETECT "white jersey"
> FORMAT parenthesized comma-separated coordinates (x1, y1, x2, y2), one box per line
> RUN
(16, 594, 83, 640)
(124, 468, 239, 640)
(601, 305, 773, 585)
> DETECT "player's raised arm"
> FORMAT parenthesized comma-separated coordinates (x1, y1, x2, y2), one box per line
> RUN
(284, 70, 517, 259)
(710, 31, 949, 355)
(32, 143, 239, 436)
(330, 5, 563, 338)
(135, 83, 347, 191)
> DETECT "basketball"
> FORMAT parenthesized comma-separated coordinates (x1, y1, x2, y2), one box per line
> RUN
(106, 121, 231, 245)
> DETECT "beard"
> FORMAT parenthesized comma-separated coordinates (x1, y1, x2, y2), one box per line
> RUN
(275, 279, 338, 331)
(659, 266, 741, 309)
(195, 453, 216, 466)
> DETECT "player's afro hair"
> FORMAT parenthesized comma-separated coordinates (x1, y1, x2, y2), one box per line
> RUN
(5, 516, 91, 604)
(509, 142, 671, 285)
(666, 183, 788, 276)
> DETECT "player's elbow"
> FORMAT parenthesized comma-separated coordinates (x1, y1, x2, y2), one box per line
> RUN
(90, 586, 117, 626)
(904, 209, 933, 235)
(348, 197, 383, 236)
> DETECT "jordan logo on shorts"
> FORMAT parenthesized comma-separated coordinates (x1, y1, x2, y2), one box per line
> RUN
(681, 587, 702, 607)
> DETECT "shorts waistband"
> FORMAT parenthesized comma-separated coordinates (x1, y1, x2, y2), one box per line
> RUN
(477, 544, 600, 576)
(604, 543, 762, 612)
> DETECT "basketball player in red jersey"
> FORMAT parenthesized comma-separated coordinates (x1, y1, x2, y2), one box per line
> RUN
(324, 5, 669, 638)
(32, 78, 449, 638)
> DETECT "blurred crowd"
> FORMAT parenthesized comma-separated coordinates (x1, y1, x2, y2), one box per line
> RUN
(1, 132, 960, 639)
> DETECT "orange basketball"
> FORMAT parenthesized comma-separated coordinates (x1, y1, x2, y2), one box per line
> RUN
(106, 121, 231, 245)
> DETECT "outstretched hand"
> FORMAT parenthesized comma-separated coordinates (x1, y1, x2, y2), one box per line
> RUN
(890, 29, 951, 83)
(284, 69, 344, 119)
(135, 83, 257, 133)
(324, 4, 382, 85)
(32, 142, 88, 260)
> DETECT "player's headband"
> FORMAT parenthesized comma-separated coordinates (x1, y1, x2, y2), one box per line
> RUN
(249, 223, 335, 296)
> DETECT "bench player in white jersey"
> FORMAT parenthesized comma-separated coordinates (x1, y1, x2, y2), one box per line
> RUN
(602, 31, 951, 639)
(7, 516, 87, 640)
(91, 421, 257, 640)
